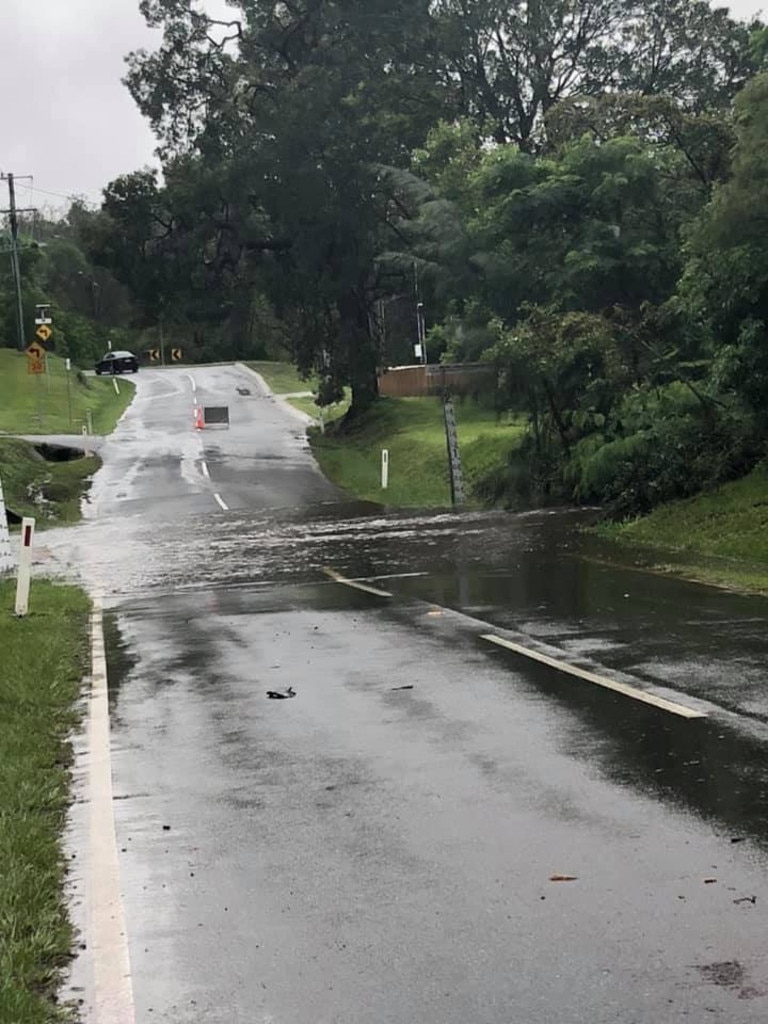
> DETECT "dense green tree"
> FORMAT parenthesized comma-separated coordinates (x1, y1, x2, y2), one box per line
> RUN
(680, 71, 768, 424)
(430, 0, 759, 149)
(124, 0, 449, 413)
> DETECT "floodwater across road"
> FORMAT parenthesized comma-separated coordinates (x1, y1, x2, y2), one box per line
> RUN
(41, 365, 768, 1022)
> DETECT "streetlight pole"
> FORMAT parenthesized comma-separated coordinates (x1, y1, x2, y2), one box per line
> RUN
(416, 301, 427, 365)
(413, 262, 428, 366)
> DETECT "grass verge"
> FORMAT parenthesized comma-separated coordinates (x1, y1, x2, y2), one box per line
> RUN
(0, 580, 91, 1023)
(596, 466, 768, 592)
(287, 393, 350, 425)
(0, 439, 100, 527)
(310, 396, 524, 507)
(0, 349, 134, 435)
(246, 360, 316, 395)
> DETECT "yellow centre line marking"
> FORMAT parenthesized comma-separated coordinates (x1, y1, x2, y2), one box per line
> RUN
(323, 567, 392, 598)
(481, 634, 706, 720)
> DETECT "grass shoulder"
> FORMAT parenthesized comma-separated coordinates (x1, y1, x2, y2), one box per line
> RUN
(245, 360, 316, 395)
(596, 466, 768, 592)
(0, 580, 91, 1023)
(0, 349, 134, 435)
(0, 439, 101, 528)
(310, 396, 524, 507)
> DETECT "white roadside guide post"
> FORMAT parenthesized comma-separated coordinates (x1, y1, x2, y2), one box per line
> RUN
(381, 448, 389, 490)
(15, 517, 35, 617)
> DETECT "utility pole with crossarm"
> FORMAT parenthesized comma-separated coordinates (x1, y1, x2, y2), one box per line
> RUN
(1, 172, 37, 351)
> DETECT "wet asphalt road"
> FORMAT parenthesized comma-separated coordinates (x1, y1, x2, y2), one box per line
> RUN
(43, 365, 768, 1021)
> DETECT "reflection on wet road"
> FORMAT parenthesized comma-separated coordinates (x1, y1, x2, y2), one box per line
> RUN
(52, 366, 768, 1021)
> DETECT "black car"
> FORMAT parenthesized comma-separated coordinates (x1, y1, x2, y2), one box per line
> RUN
(95, 351, 139, 375)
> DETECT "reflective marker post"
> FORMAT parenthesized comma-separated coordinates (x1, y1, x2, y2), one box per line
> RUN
(381, 449, 389, 490)
(15, 516, 35, 617)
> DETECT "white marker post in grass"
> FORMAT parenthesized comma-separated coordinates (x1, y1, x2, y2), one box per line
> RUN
(15, 517, 35, 617)
(381, 448, 389, 490)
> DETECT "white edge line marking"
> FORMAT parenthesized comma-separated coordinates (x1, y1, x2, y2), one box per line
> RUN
(201, 462, 210, 479)
(323, 567, 392, 598)
(481, 634, 705, 720)
(355, 572, 428, 582)
(89, 600, 136, 1023)
(213, 492, 229, 511)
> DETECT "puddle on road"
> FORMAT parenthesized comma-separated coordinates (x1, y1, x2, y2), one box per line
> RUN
(42, 493, 768, 852)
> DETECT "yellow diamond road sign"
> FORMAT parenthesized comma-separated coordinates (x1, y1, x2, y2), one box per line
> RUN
(36, 325, 52, 342)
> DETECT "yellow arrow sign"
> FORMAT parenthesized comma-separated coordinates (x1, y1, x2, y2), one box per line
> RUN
(35, 324, 52, 342)
(26, 342, 46, 360)
(172, 347, 182, 362)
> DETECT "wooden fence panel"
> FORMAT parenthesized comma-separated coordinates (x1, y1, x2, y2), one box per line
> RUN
(377, 363, 495, 398)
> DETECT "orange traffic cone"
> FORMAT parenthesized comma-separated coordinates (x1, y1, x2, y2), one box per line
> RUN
(194, 407, 204, 430)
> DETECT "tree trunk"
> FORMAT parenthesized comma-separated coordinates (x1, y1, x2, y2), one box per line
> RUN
(339, 288, 379, 422)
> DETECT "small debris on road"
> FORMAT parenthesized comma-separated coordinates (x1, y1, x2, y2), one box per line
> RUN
(162, 825, 171, 832)
(236, 387, 251, 396)
(549, 873, 578, 882)
(703, 877, 717, 884)
(730, 836, 746, 843)
(267, 686, 296, 699)
(391, 684, 414, 691)
(733, 895, 757, 905)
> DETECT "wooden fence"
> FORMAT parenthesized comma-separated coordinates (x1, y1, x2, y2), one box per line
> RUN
(377, 362, 496, 398)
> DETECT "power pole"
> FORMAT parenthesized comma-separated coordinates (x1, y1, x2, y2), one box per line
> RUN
(1, 173, 36, 350)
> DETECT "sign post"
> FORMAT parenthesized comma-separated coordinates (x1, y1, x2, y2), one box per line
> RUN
(381, 449, 389, 490)
(15, 516, 35, 616)
(65, 357, 73, 426)
(26, 340, 46, 374)
(0, 476, 14, 576)
(26, 340, 46, 426)
(442, 391, 465, 506)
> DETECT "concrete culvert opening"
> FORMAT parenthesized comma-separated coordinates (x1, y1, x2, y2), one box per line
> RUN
(33, 443, 87, 463)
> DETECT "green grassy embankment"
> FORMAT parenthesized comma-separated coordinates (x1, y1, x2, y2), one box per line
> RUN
(310, 396, 524, 507)
(0, 349, 134, 435)
(0, 580, 91, 1024)
(246, 360, 350, 423)
(0, 348, 134, 526)
(246, 360, 316, 395)
(0, 439, 100, 527)
(597, 466, 768, 592)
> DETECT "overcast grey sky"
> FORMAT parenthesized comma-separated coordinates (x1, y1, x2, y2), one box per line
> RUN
(0, 0, 765, 213)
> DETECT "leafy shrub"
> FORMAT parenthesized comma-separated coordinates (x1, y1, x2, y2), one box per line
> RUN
(566, 385, 763, 516)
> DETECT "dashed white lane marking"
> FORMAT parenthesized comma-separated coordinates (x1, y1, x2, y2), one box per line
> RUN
(201, 462, 210, 479)
(323, 567, 392, 598)
(88, 601, 136, 1023)
(481, 634, 706, 719)
(214, 492, 229, 511)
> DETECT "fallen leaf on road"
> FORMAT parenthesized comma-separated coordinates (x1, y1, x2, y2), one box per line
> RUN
(549, 873, 578, 882)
